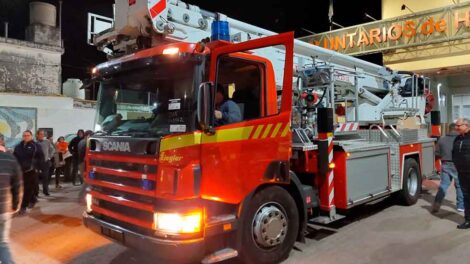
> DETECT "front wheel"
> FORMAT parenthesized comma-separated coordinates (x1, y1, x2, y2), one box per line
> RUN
(238, 186, 299, 264)
(397, 158, 422, 205)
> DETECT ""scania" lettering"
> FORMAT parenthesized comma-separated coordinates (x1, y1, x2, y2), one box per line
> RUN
(102, 141, 131, 152)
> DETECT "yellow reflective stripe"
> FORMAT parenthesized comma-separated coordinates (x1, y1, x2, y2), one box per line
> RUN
(270, 123, 283, 138)
(261, 124, 273, 139)
(160, 132, 202, 152)
(252, 125, 264, 139)
(202, 126, 254, 144)
(160, 122, 291, 152)
(281, 123, 290, 137)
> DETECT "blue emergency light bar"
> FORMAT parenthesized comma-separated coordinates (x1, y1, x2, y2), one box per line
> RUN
(211, 20, 230, 41)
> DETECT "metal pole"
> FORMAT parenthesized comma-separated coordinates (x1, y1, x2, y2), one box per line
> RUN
(355, 76, 359, 122)
(330, 68, 335, 125)
(59, 1, 63, 45)
(4, 22, 8, 40)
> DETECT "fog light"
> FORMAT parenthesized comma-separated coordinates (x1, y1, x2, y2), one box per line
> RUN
(153, 210, 202, 234)
(86, 193, 92, 213)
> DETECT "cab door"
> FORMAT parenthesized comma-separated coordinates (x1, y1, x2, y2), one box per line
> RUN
(199, 32, 295, 204)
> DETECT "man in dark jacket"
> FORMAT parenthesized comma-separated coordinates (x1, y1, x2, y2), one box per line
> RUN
(14, 130, 44, 214)
(0, 133, 22, 263)
(77, 130, 93, 185)
(77, 130, 93, 202)
(36, 130, 54, 196)
(432, 123, 464, 213)
(68, 130, 84, 186)
(453, 118, 470, 229)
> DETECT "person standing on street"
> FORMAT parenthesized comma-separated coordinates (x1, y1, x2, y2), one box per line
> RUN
(69, 130, 84, 186)
(453, 118, 470, 229)
(13, 130, 43, 215)
(47, 136, 56, 185)
(77, 130, 93, 203)
(36, 130, 54, 196)
(77, 130, 92, 186)
(54, 136, 69, 189)
(432, 123, 464, 213)
(0, 133, 23, 264)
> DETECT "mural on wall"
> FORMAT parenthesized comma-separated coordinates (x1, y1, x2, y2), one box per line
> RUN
(0, 107, 37, 148)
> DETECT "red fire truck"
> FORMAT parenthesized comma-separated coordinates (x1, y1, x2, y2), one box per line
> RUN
(83, 1, 439, 263)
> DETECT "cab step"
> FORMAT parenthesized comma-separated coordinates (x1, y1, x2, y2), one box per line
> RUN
(310, 214, 345, 225)
(201, 248, 238, 264)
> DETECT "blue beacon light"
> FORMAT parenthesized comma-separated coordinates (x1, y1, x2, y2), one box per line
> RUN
(211, 20, 230, 41)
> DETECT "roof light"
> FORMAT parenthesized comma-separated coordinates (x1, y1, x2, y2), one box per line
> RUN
(211, 20, 230, 41)
(91, 67, 98, 75)
(163, 47, 180, 55)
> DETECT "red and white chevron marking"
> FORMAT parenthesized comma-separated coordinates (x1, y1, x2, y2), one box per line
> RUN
(335, 122, 359, 132)
(327, 136, 335, 207)
(149, 0, 167, 18)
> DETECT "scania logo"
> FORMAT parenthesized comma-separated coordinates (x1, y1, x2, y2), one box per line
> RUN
(102, 141, 131, 152)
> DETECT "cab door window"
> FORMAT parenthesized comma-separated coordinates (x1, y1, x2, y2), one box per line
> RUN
(216, 56, 264, 125)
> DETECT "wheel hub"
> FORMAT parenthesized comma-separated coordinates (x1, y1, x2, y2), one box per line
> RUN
(252, 203, 288, 248)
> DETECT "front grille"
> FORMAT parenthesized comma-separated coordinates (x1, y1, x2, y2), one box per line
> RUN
(92, 185, 156, 205)
(88, 155, 158, 234)
(94, 173, 144, 189)
(90, 159, 157, 174)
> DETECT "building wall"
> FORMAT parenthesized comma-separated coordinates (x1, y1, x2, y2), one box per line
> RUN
(0, 93, 95, 144)
(382, 0, 470, 19)
(381, 0, 470, 72)
(382, 0, 470, 123)
(0, 37, 62, 95)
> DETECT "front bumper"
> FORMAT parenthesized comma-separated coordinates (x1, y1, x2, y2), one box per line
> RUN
(83, 212, 205, 263)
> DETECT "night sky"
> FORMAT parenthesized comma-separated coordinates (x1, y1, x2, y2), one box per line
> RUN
(0, 0, 381, 86)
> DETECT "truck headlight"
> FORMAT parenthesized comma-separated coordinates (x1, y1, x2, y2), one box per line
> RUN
(86, 193, 93, 213)
(153, 210, 202, 234)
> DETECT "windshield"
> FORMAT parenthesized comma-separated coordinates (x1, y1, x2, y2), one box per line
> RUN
(94, 60, 200, 137)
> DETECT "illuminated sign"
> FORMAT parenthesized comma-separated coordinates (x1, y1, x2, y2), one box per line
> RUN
(300, 3, 470, 55)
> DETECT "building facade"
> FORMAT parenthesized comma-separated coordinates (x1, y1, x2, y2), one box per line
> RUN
(301, 0, 470, 125)
(0, 2, 95, 147)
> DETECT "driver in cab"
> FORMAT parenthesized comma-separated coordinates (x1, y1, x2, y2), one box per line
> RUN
(215, 84, 242, 126)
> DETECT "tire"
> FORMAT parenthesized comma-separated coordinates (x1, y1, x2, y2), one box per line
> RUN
(397, 158, 422, 205)
(238, 186, 299, 264)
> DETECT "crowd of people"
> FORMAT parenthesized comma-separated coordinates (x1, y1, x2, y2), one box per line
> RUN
(0, 129, 92, 216)
(0, 129, 92, 262)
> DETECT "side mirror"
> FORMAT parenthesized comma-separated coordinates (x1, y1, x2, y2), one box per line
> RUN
(197, 82, 215, 134)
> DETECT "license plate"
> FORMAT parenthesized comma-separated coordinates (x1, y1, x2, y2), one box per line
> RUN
(101, 226, 124, 243)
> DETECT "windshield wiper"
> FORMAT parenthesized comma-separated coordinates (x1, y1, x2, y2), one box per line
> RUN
(94, 130, 108, 136)
(113, 130, 161, 137)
